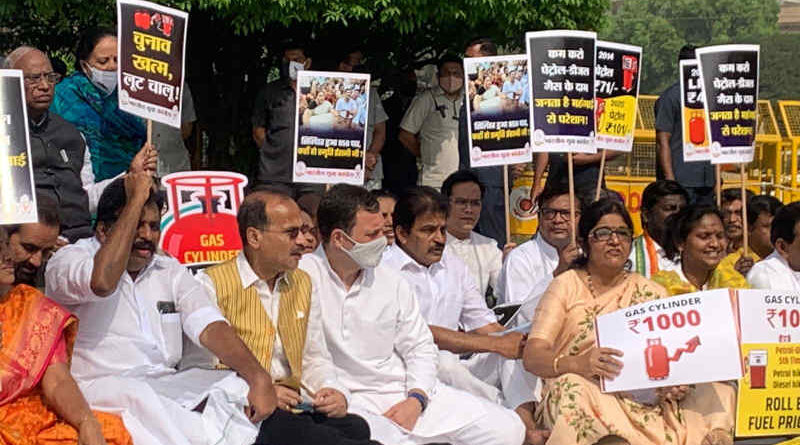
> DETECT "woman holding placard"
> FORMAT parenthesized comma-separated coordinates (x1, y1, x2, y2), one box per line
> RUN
(52, 28, 148, 181)
(653, 206, 748, 294)
(523, 199, 734, 445)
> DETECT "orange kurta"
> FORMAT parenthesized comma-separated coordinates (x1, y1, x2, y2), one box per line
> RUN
(0, 285, 131, 445)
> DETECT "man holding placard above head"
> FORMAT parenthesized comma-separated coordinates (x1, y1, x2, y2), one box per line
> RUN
(654, 45, 716, 206)
(523, 198, 735, 445)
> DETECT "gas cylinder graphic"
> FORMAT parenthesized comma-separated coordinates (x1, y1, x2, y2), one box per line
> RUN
(689, 111, 706, 145)
(644, 336, 701, 380)
(621, 55, 638, 92)
(160, 171, 248, 266)
(645, 338, 670, 380)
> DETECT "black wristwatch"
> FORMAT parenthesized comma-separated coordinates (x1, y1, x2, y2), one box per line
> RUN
(407, 391, 428, 412)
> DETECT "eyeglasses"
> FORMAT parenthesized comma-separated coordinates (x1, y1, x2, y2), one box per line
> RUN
(590, 227, 633, 243)
(541, 208, 580, 221)
(23, 72, 62, 86)
(262, 227, 302, 239)
(451, 198, 481, 209)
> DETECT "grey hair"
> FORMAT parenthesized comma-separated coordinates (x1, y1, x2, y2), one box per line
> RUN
(3, 46, 45, 69)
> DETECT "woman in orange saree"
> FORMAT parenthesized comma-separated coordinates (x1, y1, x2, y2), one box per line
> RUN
(0, 227, 131, 445)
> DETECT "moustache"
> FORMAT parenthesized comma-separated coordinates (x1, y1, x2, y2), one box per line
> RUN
(132, 240, 156, 252)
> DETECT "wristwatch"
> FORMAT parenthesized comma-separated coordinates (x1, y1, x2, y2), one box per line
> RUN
(407, 391, 428, 412)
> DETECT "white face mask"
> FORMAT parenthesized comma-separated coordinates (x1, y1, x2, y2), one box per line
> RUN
(339, 231, 387, 269)
(289, 61, 305, 80)
(439, 75, 463, 94)
(86, 64, 117, 94)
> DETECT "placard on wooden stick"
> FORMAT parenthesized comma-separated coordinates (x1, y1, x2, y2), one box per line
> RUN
(292, 70, 370, 186)
(594, 41, 642, 200)
(525, 30, 597, 239)
(117, 0, 188, 130)
(464, 54, 533, 242)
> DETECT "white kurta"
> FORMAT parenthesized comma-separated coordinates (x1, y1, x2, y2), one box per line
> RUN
(382, 245, 539, 409)
(496, 234, 559, 306)
(45, 238, 259, 445)
(194, 252, 351, 400)
(299, 247, 525, 445)
(747, 251, 800, 291)
(445, 231, 503, 297)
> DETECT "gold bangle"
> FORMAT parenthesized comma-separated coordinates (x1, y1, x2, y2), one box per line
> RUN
(553, 353, 566, 375)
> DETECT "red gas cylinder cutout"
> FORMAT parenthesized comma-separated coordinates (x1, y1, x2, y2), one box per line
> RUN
(689, 112, 706, 145)
(160, 173, 247, 265)
(645, 338, 670, 380)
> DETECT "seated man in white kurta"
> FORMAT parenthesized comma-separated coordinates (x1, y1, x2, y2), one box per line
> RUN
(748, 202, 800, 291)
(195, 188, 379, 445)
(299, 184, 525, 445)
(45, 174, 277, 445)
(383, 186, 546, 445)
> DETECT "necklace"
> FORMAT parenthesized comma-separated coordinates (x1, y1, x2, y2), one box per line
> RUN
(586, 268, 628, 299)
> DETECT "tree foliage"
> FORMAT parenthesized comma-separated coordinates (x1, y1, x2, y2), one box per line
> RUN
(601, 0, 781, 95)
(1, 0, 609, 173)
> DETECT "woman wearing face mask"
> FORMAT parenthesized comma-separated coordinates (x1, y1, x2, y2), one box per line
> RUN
(653, 205, 749, 294)
(52, 28, 148, 181)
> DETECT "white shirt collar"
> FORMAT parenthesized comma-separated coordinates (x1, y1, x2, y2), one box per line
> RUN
(312, 244, 371, 291)
(446, 231, 473, 246)
(235, 251, 287, 291)
(387, 243, 444, 273)
(534, 232, 559, 262)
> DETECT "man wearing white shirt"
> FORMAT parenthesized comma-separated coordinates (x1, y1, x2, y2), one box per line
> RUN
(442, 170, 506, 298)
(384, 186, 546, 445)
(748, 202, 800, 291)
(45, 174, 278, 445)
(496, 184, 581, 308)
(628, 180, 686, 277)
(300, 184, 524, 445)
(196, 188, 378, 445)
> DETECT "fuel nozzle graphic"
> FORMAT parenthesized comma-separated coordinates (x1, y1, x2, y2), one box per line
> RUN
(644, 336, 701, 380)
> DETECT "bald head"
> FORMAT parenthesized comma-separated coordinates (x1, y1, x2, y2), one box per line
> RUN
(6, 47, 56, 119)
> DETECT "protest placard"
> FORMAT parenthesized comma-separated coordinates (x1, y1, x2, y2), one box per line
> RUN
(0, 70, 37, 225)
(696, 44, 759, 165)
(293, 70, 370, 185)
(595, 289, 743, 393)
(117, 0, 188, 129)
(525, 30, 596, 154)
(736, 289, 800, 437)
(159, 171, 248, 266)
(464, 54, 531, 167)
(680, 60, 711, 162)
(595, 41, 641, 153)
